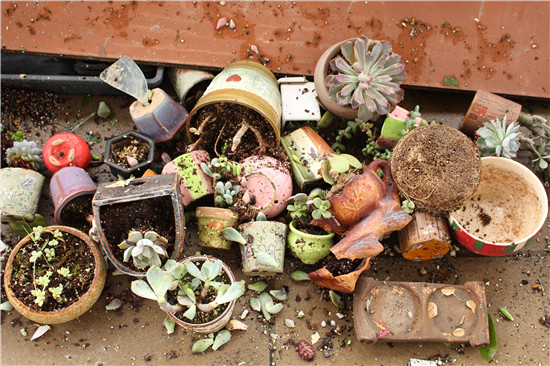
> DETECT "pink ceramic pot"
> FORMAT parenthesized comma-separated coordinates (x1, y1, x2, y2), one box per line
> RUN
(161, 150, 213, 206)
(240, 156, 293, 219)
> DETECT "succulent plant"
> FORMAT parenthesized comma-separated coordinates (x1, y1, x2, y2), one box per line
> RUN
(214, 181, 241, 207)
(326, 36, 406, 122)
(320, 153, 363, 185)
(476, 116, 521, 159)
(6, 140, 44, 170)
(118, 231, 168, 269)
(287, 189, 331, 229)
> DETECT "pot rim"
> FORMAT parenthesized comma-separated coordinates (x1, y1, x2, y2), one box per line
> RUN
(448, 156, 548, 247)
(195, 206, 239, 221)
(3, 225, 106, 324)
(288, 220, 335, 239)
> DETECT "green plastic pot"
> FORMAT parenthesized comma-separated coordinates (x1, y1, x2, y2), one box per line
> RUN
(287, 220, 335, 265)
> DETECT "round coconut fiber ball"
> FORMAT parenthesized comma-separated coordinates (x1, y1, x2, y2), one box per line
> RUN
(390, 124, 481, 215)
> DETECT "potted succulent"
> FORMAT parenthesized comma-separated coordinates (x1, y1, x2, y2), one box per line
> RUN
(131, 255, 245, 334)
(105, 131, 155, 179)
(286, 190, 335, 265)
(5, 139, 44, 170)
(314, 35, 406, 122)
(222, 212, 287, 276)
(3, 225, 107, 324)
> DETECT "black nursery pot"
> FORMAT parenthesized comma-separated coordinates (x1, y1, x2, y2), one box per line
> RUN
(105, 131, 155, 178)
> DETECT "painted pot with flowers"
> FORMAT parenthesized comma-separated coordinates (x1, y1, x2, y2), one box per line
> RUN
(3, 225, 107, 324)
(0, 167, 45, 222)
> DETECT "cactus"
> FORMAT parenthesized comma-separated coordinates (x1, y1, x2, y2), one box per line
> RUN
(326, 36, 406, 122)
(118, 231, 168, 270)
(6, 140, 44, 170)
(476, 116, 521, 159)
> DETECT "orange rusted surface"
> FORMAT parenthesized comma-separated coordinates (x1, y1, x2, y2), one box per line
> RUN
(1, 1, 548, 98)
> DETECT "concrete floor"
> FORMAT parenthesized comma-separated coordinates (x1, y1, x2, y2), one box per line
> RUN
(1, 86, 549, 366)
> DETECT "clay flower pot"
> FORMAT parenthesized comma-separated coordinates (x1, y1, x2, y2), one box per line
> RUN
(161, 150, 214, 207)
(105, 131, 155, 179)
(313, 38, 358, 120)
(448, 157, 548, 256)
(308, 258, 371, 293)
(0, 167, 45, 221)
(287, 220, 334, 265)
(3, 225, 107, 324)
(238, 221, 287, 276)
(280, 126, 334, 190)
(129, 87, 189, 143)
(92, 174, 185, 277)
(240, 156, 293, 218)
(42, 132, 91, 174)
(167, 255, 237, 334)
(195, 207, 239, 250)
(49, 166, 96, 230)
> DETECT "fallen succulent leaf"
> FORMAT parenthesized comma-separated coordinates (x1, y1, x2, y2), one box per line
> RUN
(212, 330, 231, 351)
(428, 302, 438, 318)
(290, 270, 310, 281)
(285, 319, 295, 328)
(311, 332, 320, 345)
(499, 307, 514, 321)
(441, 287, 455, 296)
(479, 315, 497, 361)
(105, 298, 123, 311)
(31, 325, 50, 341)
(164, 316, 175, 334)
(329, 290, 343, 307)
(466, 300, 477, 313)
(192, 338, 214, 354)
(250, 297, 261, 312)
(248, 281, 268, 292)
(269, 289, 288, 301)
(226, 320, 248, 331)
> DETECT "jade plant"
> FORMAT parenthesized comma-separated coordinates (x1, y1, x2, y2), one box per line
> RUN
(118, 231, 168, 270)
(5, 140, 44, 170)
(326, 35, 406, 122)
(131, 258, 245, 319)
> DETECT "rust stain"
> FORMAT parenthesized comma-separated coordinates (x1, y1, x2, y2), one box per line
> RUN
(103, 2, 137, 31)
(305, 32, 321, 48)
(27, 26, 35, 35)
(142, 37, 159, 47)
(396, 17, 434, 83)
(473, 21, 515, 81)
(64, 34, 82, 43)
(440, 22, 465, 45)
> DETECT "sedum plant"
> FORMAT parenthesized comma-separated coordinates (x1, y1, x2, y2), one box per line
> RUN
(476, 116, 521, 159)
(118, 231, 168, 270)
(326, 35, 406, 122)
(131, 258, 245, 320)
(6, 140, 44, 170)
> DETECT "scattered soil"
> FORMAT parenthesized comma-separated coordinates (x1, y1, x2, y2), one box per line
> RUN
(59, 194, 94, 233)
(188, 102, 282, 161)
(1, 129, 14, 166)
(1, 87, 61, 127)
(323, 256, 363, 277)
(108, 136, 150, 169)
(9, 229, 95, 311)
(99, 196, 176, 272)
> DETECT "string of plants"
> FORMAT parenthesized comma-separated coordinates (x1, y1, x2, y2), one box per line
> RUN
(1, 35, 548, 360)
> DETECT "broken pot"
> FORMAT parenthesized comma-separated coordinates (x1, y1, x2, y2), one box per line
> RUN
(308, 257, 371, 293)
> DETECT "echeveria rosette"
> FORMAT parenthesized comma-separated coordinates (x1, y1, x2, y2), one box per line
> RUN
(325, 36, 406, 122)
(476, 116, 521, 159)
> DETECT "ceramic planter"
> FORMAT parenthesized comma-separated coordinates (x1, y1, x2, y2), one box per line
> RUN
(240, 156, 293, 218)
(161, 150, 214, 207)
(376, 106, 423, 150)
(0, 167, 45, 221)
(105, 131, 155, 179)
(187, 61, 282, 146)
(353, 277, 489, 346)
(49, 166, 97, 227)
(166, 255, 237, 334)
(313, 38, 358, 120)
(92, 173, 185, 277)
(195, 207, 239, 250)
(281, 126, 334, 190)
(238, 221, 287, 276)
(309, 258, 371, 293)
(287, 220, 334, 265)
(278, 76, 321, 128)
(448, 157, 548, 256)
(3, 225, 107, 324)
(129, 87, 189, 143)
(42, 132, 91, 173)
(168, 67, 214, 110)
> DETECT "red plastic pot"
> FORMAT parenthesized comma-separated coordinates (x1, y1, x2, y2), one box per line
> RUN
(43, 132, 91, 173)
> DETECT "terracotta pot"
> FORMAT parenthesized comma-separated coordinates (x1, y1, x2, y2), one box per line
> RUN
(92, 174, 185, 277)
(238, 221, 287, 276)
(49, 166, 97, 226)
(287, 220, 334, 265)
(0, 167, 45, 221)
(161, 150, 214, 207)
(129, 87, 189, 143)
(240, 156, 293, 218)
(280, 126, 334, 190)
(313, 38, 359, 121)
(448, 157, 548, 256)
(167, 255, 237, 334)
(42, 132, 91, 174)
(104, 131, 155, 179)
(308, 258, 371, 293)
(3, 225, 107, 324)
(195, 207, 239, 250)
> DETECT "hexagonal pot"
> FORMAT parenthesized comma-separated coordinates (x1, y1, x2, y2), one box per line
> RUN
(105, 131, 154, 179)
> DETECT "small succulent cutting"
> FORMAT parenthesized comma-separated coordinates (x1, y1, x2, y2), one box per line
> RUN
(6, 140, 44, 170)
(118, 231, 168, 269)
(326, 35, 406, 122)
(476, 116, 521, 158)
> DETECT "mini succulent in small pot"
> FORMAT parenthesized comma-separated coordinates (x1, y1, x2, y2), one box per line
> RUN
(315, 36, 406, 122)
(105, 131, 155, 179)
(118, 230, 169, 270)
(131, 256, 245, 334)
(286, 190, 335, 265)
